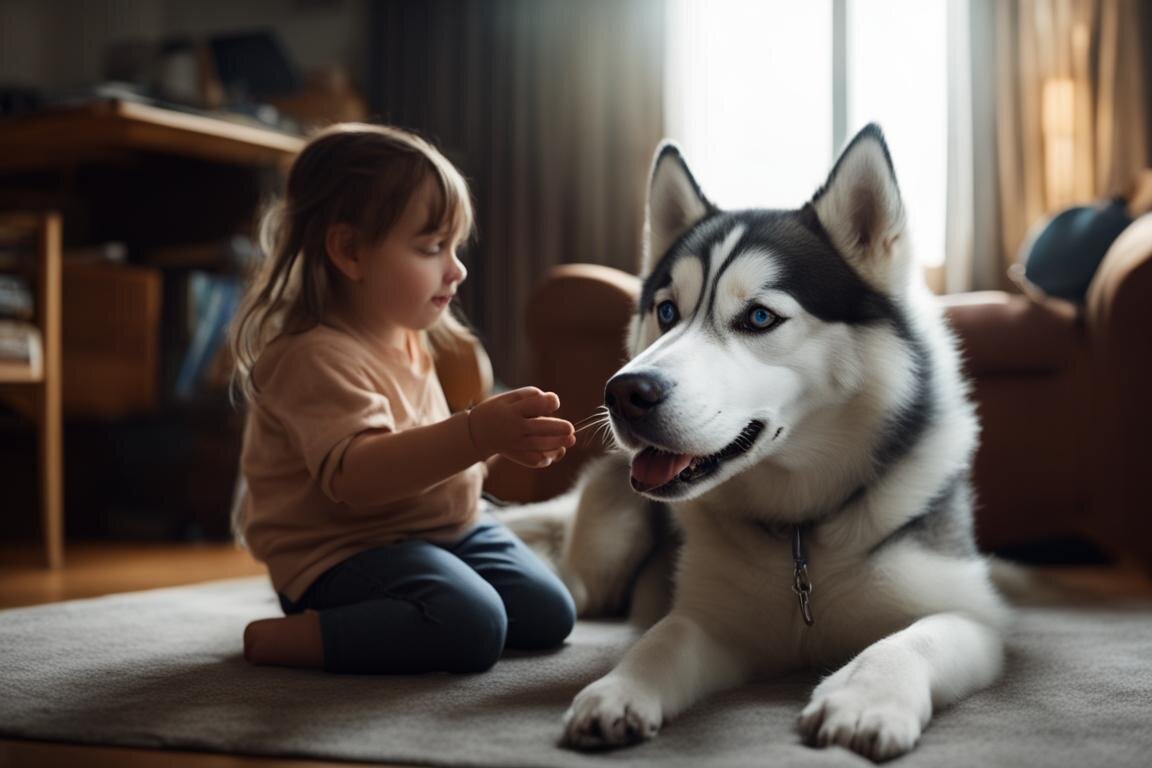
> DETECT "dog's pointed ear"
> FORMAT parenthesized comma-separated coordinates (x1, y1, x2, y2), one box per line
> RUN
(642, 142, 715, 277)
(811, 124, 909, 291)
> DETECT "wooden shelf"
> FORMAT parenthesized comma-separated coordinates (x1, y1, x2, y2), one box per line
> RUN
(0, 359, 43, 383)
(0, 99, 304, 171)
(0, 211, 63, 569)
(0, 102, 301, 567)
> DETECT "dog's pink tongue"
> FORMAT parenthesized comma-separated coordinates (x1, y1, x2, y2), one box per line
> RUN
(631, 449, 692, 489)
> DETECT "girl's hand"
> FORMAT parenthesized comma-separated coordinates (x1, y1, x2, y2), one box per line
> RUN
(501, 445, 568, 469)
(468, 387, 575, 467)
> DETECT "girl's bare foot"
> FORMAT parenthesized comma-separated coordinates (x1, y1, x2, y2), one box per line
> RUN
(243, 610, 325, 669)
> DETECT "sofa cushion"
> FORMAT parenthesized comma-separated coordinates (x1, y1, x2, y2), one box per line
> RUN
(941, 291, 1081, 375)
(1019, 199, 1132, 303)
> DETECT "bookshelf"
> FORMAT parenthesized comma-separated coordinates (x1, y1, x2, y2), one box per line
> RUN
(0, 211, 63, 568)
(0, 100, 302, 554)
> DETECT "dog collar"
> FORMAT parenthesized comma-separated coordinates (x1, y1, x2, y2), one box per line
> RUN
(792, 525, 814, 627)
(753, 485, 865, 627)
(791, 485, 870, 627)
(747, 520, 815, 627)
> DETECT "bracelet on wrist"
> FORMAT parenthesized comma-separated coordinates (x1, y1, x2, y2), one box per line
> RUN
(465, 408, 481, 455)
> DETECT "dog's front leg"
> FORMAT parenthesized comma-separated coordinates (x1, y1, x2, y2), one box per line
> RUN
(562, 452, 656, 617)
(797, 611, 1004, 762)
(561, 612, 747, 750)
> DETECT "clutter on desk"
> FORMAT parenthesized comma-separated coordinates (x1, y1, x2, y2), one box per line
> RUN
(1, 28, 364, 133)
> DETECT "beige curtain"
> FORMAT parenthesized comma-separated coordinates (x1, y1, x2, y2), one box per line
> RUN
(945, 0, 1006, 293)
(993, 0, 1147, 282)
(369, 0, 665, 386)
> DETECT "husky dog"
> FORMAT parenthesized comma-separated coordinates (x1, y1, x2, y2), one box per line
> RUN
(509, 124, 1009, 762)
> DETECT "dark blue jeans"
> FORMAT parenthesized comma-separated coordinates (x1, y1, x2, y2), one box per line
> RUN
(278, 513, 576, 674)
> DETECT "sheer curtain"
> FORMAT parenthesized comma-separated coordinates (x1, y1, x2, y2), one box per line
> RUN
(945, 0, 1004, 292)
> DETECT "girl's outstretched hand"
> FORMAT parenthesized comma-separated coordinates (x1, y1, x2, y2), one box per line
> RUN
(468, 387, 575, 468)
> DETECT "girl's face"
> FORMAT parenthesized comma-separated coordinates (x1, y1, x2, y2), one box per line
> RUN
(354, 175, 468, 336)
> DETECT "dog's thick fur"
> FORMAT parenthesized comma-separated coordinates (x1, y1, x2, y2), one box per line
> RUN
(504, 125, 1008, 761)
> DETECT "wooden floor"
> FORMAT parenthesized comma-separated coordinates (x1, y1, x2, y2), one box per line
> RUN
(0, 542, 265, 609)
(0, 541, 417, 768)
(2, 542, 1151, 768)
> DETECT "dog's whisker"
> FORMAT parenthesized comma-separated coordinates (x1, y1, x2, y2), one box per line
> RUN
(590, 420, 614, 444)
(588, 426, 612, 443)
(576, 412, 612, 430)
(574, 414, 611, 434)
(571, 409, 609, 429)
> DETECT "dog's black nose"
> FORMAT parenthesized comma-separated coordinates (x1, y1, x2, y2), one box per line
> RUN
(605, 373, 668, 422)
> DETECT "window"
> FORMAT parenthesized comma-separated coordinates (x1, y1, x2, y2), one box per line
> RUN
(665, 0, 948, 267)
(664, 0, 832, 211)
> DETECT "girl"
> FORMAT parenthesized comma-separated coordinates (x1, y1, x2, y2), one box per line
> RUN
(232, 123, 577, 674)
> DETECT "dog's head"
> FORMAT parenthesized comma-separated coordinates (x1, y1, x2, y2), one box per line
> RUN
(608, 124, 921, 501)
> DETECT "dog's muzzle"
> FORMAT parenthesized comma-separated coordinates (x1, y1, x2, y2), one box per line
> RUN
(605, 370, 765, 495)
(604, 371, 671, 424)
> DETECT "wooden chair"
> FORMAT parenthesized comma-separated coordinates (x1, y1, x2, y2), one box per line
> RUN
(0, 212, 63, 568)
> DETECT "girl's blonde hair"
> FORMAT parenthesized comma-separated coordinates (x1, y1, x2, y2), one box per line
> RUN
(229, 123, 476, 404)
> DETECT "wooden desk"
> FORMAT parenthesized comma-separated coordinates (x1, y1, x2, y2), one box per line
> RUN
(0, 99, 304, 170)
(0, 98, 305, 417)
(0, 101, 304, 566)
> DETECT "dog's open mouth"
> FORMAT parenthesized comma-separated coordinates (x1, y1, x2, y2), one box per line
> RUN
(629, 420, 765, 494)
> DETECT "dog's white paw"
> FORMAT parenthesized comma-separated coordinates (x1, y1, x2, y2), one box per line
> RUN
(797, 678, 929, 762)
(560, 675, 662, 750)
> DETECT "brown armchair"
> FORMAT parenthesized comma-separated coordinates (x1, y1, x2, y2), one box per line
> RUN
(478, 264, 638, 504)
(481, 217, 1152, 572)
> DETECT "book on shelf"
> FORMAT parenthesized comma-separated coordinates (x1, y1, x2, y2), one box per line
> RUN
(0, 273, 33, 320)
(64, 242, 128, 265)
(2, 240, 126, 271)
(0, 238, 35, 327)
(0, 318, 42, 380)
(174, 272, 241, 400)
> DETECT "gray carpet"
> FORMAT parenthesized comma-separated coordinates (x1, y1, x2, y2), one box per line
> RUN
(1, 577, 1151, 767)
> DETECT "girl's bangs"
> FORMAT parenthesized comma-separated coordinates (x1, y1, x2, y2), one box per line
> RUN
(418, 159, 473, 242)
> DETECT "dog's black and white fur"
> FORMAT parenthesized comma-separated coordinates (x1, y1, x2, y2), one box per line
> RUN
(505, 124, 1008, 762)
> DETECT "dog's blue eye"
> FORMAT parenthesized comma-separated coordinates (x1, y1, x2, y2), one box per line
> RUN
(745, 305, 782, 331)
(656, 300, 679, 327)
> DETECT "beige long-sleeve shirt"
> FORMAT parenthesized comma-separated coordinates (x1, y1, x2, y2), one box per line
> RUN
(240, 322, 484, 602)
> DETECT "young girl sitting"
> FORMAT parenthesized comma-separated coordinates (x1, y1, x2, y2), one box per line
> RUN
(232, 123, 577, 674)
